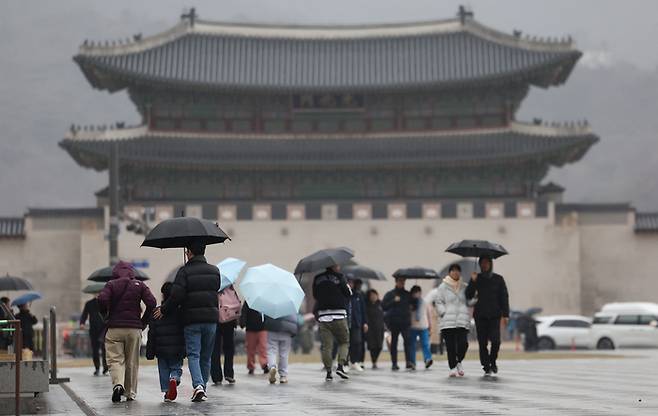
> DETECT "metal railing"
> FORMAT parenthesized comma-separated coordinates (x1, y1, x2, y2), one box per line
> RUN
(0, 318, 23, 416)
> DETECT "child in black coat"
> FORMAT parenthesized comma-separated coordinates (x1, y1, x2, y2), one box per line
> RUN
(146, 282, 185, 402)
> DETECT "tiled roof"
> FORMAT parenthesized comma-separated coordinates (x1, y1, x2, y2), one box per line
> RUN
(0, 217, 25, 238)
(635, 212, 658, 232)
(74, 17, 580, 92)
(555, 203, 633, 214)
(27, 208, 104, 218)
(60, 122, 597, 171)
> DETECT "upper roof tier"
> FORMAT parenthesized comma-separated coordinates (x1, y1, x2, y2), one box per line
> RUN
(60, 121, 597, 171)
(74, 12, 582, 93)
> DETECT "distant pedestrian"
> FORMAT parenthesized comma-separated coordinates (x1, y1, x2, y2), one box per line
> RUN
(240, 301, 269, 375)
(146, 282, 185, 402)
(15, 303, 37, 351)
(212, 284, 241, 385)
(157, 241, 220, 402)
(264, 314, 300, 384)
(98, 261, 156, 402)
(80, 295, 109, 376)
(382, 277, 412, 371)
(465, 255, 510, 377)
(313, 265, 351, 381)
(347, 278, 368, 372)
(0, 297, 12, 349)
(428, 264, 472, 377)
(365, 289, 385, 369)
(409, 285, 433, 370)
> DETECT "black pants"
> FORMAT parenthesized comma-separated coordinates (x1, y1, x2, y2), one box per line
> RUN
(348, 327, 363, 364)
(90, 333, 107, 371)
(441, 328, 469, 369)
(211, 322, 235, 382)
(369, 347, 382, 364)
(475, 318, 501, 371)
(389, 326, 410, 367)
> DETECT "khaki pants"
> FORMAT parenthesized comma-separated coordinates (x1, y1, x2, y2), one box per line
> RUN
(319, 319, 349, 371)
(105, 328, 142, 399)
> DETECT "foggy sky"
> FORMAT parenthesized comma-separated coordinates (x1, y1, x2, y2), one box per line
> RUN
(1, 0, 657, 215)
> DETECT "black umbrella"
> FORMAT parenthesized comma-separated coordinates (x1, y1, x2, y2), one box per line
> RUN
(0, 274, 34, 291)
(392, 267, 440, 280)
(87, 266, 150, 282)
(141, 217, 230, 249)
(445, 239, 508, 259)
(342, 264, 386, 281)
(294, 247, 354, 276)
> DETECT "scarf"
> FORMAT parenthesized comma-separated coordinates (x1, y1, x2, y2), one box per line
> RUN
(443, 276, 461, 293)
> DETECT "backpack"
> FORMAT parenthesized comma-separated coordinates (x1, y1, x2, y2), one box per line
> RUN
(218, 286, 242, 323)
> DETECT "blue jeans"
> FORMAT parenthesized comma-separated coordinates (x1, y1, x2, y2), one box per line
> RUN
(409, 328, 432, 365)
(157, 357, 183, 392)
(184, 323, 217, 389)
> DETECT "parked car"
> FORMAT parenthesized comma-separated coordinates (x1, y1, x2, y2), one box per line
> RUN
(535, 315, 592, 350)
(591, 302, 658, 349)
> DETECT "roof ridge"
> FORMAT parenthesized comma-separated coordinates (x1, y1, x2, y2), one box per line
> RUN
(76, 14, 576, 56)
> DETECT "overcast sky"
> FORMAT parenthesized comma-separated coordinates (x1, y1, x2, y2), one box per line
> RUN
(1, 0, 658, 215)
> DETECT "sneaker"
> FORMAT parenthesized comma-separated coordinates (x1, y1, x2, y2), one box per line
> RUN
(406, 363, 416, 371)
(425, 359, 433, 369)
(248, 368, 254, 375)
(456, 362, 465, 377)
(262, 365, 270, 374)
(102, 368, 110, 376)
(279, 376, 288, 384)
(335, 365, 350, 380)
(491, 364, 498, 375)
(225, 377, 236, 385)
(449, 368, 458, 378)
(372, 363, 378, 370)
(391, 364, 400, 371)
(163, 394, 172, 403)
(325, 371, 333, 381)
(191, 386, 206, 402)
(350, 363, 364, 372)
(111, 384, 124, 403)
(484, 370, 492, 378)
(93, 369, 100, 377)
(268, 367, 278, 384)
(166, 378, 177, 401)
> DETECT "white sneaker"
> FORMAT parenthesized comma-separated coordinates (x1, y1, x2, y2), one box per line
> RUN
(268, 367, 278, 384)
(350, 363, 364, 372)
(456, 362, 465, 377)
(449, 368, 458, 377)
(191, 386, 206, 402)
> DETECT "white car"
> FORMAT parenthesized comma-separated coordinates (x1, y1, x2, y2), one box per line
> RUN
(590, 302, 658, 349)
(536, 315, 592, 350)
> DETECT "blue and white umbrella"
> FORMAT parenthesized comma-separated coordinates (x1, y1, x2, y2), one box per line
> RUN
(239, 264, 305, 319)
(11, 291, 42, 306)
(217, 257, 247, 291)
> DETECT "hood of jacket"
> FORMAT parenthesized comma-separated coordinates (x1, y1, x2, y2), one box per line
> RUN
(112, 261, 136, 280)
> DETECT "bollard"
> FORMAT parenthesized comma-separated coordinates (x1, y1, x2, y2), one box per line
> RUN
(49, 307, 70, 384)
(15, 322, 22, 416)
(42, 317, 49, 363)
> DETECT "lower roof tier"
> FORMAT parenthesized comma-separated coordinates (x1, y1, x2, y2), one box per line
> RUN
(60, 121, 597, 171)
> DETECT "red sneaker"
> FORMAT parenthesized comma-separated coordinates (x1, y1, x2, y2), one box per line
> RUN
(166, 378, 178, 401)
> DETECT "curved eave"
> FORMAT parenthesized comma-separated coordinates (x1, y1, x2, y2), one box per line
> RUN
(59, 124, 598, 171)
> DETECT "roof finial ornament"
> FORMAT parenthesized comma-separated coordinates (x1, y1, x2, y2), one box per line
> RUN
(181, 7, 197, 27)
(457, 5, 474, 25)
(513, 30, 522, 38)
(133, 33, 142, 42)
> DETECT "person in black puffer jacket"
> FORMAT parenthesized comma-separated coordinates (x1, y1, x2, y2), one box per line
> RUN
(465, 255, 510, 376)
(159, 241, 220, 401)
(147, 282, 185, 402)
(382, 277, 412, 370)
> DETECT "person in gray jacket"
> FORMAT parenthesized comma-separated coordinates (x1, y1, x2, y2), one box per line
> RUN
(263, 314, 300, 384)
(427, 264, 473, 377)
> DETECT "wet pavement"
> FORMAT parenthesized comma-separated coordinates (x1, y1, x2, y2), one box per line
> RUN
(57, 351, 658, 415)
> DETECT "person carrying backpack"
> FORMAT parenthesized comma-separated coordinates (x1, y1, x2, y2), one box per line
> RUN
(211, 284, 241, 385)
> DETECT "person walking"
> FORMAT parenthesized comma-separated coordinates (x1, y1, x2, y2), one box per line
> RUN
(239, 301, 269, 375)
(80, 294, 109, 376)
(15, 303, 37, 351)
(211, 284, 241, 385)
(365, 289, 385, 369)
(428, 264, 472, 377)
(98, 261, 156, 403)
(157, 241, 220, 402)
(465, 255, 510, 377)
(146, 282, 185, 402)
(382, 277, 412, 371)
(313, 265, 352, 381)
(264, 314, 299, 384)
(409, 285, 433, 370)
(347, 278, 368, 372)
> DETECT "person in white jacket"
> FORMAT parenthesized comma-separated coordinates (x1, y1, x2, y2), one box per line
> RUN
(426, 264, 473, 377)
